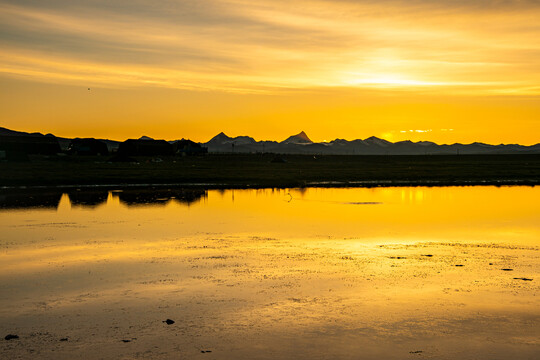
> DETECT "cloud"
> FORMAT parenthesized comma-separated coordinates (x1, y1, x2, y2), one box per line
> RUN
(400, 129, 433, 133)
(1, 0, 539, 94)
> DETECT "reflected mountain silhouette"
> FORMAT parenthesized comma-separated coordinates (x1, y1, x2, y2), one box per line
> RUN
(68, 191, 108, 207)
(0, 191, 62, 209)
(118, 189, 207, 206)
(0, 188, 207, 210)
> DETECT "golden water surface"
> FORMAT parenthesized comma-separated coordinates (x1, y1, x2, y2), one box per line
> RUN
(0, 186, 539, 359)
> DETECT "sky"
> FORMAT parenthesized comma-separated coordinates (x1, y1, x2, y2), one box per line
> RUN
(0, 0, 539, 144)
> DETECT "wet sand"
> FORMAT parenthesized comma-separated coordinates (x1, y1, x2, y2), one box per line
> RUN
(2, 236, 539, 359)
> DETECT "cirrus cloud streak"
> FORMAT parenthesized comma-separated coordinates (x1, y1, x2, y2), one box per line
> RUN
(1, 0, 539, 95)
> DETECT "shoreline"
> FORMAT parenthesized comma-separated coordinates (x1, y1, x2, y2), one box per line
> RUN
(0, 178, 538, 192)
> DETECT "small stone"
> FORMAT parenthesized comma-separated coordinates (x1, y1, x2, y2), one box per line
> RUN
(121, 339, 131, 343)
(5, 334, 19, 340)
(163, 319, 175, 325)
(60, 338, 68, 342)
(501, 268, 513, 271)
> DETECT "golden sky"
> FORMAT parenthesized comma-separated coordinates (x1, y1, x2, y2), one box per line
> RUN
(1, 0, 539, 144)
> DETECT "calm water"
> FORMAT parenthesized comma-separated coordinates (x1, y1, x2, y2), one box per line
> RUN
(1, 186, 539, 359)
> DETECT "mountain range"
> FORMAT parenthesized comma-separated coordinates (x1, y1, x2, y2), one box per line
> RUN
(0, 126, 120, 152)
(1, 127, 539, 155)
(204, 131, 540, 155)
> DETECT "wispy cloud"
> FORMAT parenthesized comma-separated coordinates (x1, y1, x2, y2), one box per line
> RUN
(400, 129, 433, 133)
(1, 0, 539, 94)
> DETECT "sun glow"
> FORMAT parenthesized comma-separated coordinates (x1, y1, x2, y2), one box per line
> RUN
(0, 0, 539, 144)
(343, 75, 445, 87)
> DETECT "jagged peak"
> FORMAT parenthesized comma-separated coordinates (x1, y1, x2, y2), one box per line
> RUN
(208, 132, 232, 142)
(282, 131, 312, 144)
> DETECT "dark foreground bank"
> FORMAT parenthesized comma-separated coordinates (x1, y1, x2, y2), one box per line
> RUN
(1, 154, 539, 188)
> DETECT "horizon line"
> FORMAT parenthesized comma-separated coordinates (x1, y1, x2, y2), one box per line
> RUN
(2, 126, 539, 148)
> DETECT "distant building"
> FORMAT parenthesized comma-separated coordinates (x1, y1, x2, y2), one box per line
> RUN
(173, 140, 208, 156)
(0, 135, 61, 160)
(118, 139, 174, 156)
(68, 138, 109, 156)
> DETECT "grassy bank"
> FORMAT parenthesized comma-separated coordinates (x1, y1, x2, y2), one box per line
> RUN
(1, 154, 539, 188)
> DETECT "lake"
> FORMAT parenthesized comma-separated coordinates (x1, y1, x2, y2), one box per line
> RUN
(1, 186, 539, 359)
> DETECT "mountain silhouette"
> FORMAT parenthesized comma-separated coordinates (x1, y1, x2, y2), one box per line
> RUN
(1, 127, 539, 156)
(208, 132, 232, 144)
(202, 131, 539, 155)
(364, 136, 392, 147)
(282, 131, 312, 144)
